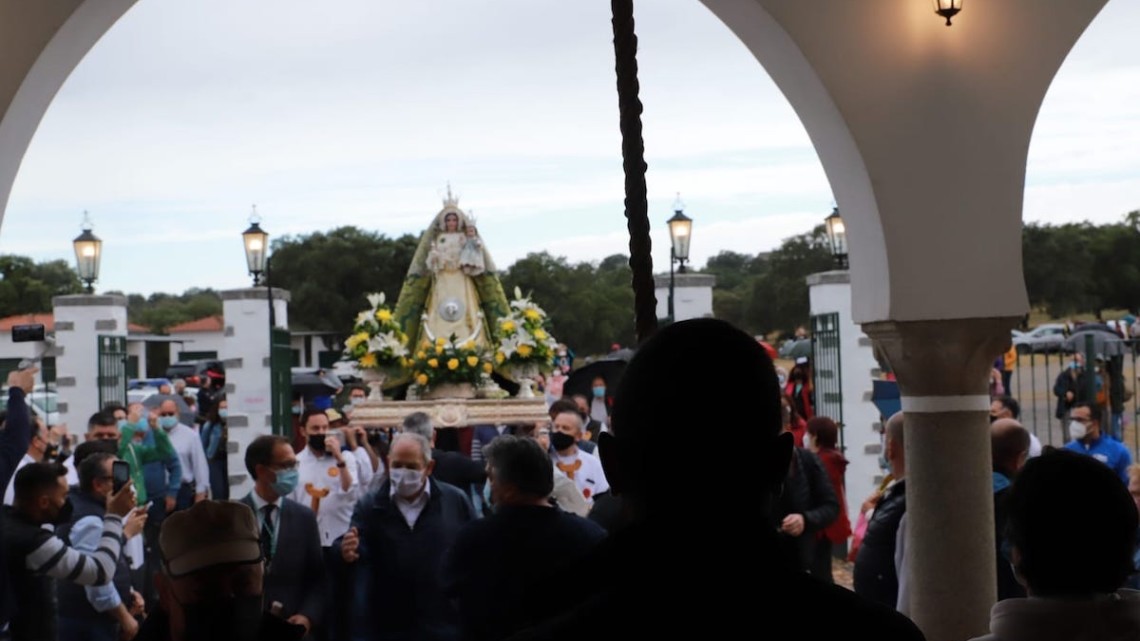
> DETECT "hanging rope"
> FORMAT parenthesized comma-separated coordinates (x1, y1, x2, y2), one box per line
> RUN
(611, 0, 657, 344)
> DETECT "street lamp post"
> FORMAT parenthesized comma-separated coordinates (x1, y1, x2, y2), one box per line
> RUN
(72, 212, 103, 294)
(824, 206, 848, 269)
(241, 206, 275, 327)
(666, 194, 694, 323)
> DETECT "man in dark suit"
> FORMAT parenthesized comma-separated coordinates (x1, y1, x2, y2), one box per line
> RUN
(339, 432, 475, 641)
(241, 435, 327, 638)
(507, 320, 924, 641)
(402, 412, 486, 494)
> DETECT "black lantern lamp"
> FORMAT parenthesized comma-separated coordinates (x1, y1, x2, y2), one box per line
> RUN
(824, 206, 848, 269)
(242, 205, 269, 286)
(72, 212, 102, 293)
(934, 0, 962, 26)
(666, 194, 693, 273)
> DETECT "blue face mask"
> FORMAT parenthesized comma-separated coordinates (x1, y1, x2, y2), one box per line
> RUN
(270, 468, 299, 497)
(218, 409, 228, 420)
(159, 416, 178, 431)
(117, 419, 128, 429)
(129, 419, 149, 434)
(292, 406, 302, 416)
(592, 386, 605, 398)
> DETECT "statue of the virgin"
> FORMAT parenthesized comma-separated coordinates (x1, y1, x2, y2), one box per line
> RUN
(391, 189, 510, 364)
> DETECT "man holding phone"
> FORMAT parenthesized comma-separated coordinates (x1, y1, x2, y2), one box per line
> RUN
(57, 453, 148, 641)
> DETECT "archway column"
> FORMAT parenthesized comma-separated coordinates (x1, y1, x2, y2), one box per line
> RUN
(864, 317, 1018, 641)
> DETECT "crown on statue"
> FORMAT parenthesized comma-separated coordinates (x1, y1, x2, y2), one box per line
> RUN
(442, 182, 460, 210)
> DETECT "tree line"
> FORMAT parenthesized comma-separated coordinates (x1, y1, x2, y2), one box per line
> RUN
(0, 213, 1136, 355)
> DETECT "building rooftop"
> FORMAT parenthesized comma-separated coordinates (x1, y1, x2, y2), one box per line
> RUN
(166, 315, 224, 334)
(0, 313, 149, 334)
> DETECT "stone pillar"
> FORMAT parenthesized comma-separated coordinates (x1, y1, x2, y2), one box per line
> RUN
(807, 270, 882, 537)
(654, 273, 716, 322)
(52, 294, 128, 432)
(863, 318, 1016, 641)
(221, 287, 289, 498)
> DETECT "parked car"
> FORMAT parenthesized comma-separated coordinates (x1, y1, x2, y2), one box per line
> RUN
(1013, 323, 1068, 354)
(165, 360, 224, 388)
(0, 389, 61, 426)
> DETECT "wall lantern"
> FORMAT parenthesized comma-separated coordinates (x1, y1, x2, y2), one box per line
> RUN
(824, 206, 848, 269)
(72, 211, 102, 293)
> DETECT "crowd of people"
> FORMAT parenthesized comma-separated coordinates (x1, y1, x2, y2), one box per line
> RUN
(0, 319, 1138, 640)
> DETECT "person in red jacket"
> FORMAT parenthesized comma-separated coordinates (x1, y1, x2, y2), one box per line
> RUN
(806, 416, 852, 584)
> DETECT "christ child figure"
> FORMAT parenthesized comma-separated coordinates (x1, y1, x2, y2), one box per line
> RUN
(459, 224, 486, 276)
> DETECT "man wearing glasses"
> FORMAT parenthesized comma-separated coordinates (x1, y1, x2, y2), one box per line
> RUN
(240, 435, 327, 638)
(1064, 402, 1133, 485)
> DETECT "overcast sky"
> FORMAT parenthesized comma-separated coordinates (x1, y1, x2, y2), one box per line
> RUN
(3, 0, 1139, 295)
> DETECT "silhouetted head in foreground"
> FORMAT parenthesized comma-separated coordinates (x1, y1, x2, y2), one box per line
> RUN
(1006, 449, 1138, 597)
(602, 319, 792, 524)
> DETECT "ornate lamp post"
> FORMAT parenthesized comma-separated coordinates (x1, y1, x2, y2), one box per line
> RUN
(824, 206, 848, 269)
(934, 0, 963, 26)
(666, 194, 694, 322)
(241, 206, 269, 286)
(72, 212, 103, 294)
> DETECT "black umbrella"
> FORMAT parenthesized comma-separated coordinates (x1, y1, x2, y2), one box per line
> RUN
(564, 355, 631, 400)
(291, 369, 340, 400)
(141, 393, 195, 427)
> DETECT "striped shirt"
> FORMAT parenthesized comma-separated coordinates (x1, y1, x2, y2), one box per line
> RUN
(25, 513, 124, 585)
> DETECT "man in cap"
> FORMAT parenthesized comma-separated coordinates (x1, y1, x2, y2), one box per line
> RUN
(138, 500, 305, 641)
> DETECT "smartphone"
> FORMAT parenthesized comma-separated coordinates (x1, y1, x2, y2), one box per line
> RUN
(112, 460, 130, 494)
(11, 324, 45, 343)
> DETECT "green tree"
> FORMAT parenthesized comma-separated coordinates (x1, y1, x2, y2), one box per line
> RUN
(0, 255, 83, 315)
(268, 227, 419, 336)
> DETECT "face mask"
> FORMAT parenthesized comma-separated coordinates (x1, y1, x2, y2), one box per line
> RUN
(159, 416, 178, 430)
(218, 409, 228, 420)
(778, 375, 787, 387)
(592, 387, 605, 399)
(803, 434, 814, 450)
(42, 443, 60, 462)
(389, 468, 425, 499)
(1068, 420, 1088, 441)
(270, 468, 299, 496)
(308, 434, 327, 455)
(482, 480, 494, 512)
(351, 397, 365, 406)
(52, 497, 74, 525)
(292, 406, 302, 416)
(181, 595, 263, 641)
(117, 419, 128, 429)
(989, 414, 998, 424)
(550, 432, 576, 451)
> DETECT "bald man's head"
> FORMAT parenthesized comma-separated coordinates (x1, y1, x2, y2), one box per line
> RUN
(884, 412, 906, 478)
(992, 419, 1030, 477)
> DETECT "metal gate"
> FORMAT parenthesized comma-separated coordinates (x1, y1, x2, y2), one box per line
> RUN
(270, 328, 293, 438)
(97, 335, 128, 409)
(811, 312, 844, 448)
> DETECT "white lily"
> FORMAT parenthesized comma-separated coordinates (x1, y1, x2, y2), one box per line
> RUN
(367, 292, 385, 310)
(499, 335, 520, 359)
(356, 311, 378, 329)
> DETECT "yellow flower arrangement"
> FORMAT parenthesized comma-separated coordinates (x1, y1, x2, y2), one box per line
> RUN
(494, 287, 559, 373)
(344, 292, 408, 371)
(407, 334, 493, 391)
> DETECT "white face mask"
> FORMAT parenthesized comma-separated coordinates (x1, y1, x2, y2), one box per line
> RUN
(389, 468, 425, 499)
(350, 397, 365, 406)
(803, 434, 815, 450)
(1068, 420, 1088, 441)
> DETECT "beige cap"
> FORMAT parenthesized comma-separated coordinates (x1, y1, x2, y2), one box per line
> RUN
(159, 500, 262, 577)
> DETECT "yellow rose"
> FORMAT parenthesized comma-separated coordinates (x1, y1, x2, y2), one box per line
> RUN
(415, 373, 428, 386)
(495, 352, 506, 364)
(428, 358, 439, 369)
(422, 340, 431, 349)
(447, 358, 460, 371)
(482, 362, 493, 374)
(466, 355, 479, 367)
(462, 341, 475, 350)
(534, 329, 548, 341)
(517, 344, 533, 358)
(501, 320, 516, 333)
(416, 351, 426, 360)
(359, 353, 378, 368)
(435, 346, 444, 355)
(375, 309, 393, 323)
(436, 337, 447, 347)
(524, 309, 540, 321)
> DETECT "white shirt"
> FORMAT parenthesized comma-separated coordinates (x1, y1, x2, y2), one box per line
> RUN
(288, 447, 358, 546)
(590, 398, 608, 424)
(165, 423, 210, 494)
(391, 479, 431, 529)
(352, 448, 374, 497)
(554, 449, 610, 502)
(64, 456, 79, 487)
(3, 454, 36, 506)
(249, 490, 283, 533)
